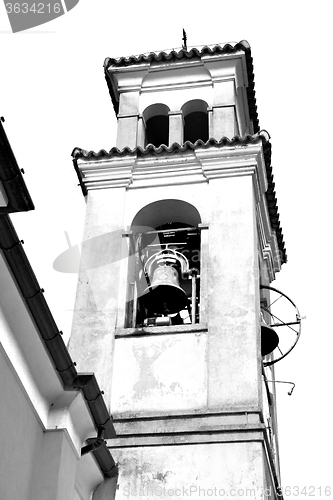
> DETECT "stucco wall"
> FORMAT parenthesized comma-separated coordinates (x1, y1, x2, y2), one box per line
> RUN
(110, 174, 260, 414)
(111, 332, 207, 415)
(70, 165, 262, 413)
(111, 441, 265, 500)
(0, 252, 105, 500)
(0, 346, 44, 500)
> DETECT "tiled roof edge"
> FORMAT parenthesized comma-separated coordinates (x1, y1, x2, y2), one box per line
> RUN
(72, 132, 269, 160)
(104, 40, 250, 68)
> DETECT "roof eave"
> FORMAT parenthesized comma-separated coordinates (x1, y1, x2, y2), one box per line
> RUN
(0, 118, 35, 214)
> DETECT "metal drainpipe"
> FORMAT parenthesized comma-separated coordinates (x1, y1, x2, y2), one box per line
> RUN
(81, 428, 105, 456)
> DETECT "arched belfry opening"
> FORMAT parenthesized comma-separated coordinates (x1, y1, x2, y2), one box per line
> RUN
(143, 103, 170, 147)
(126, 200, 202, 328)
(182, 99, 209, 143)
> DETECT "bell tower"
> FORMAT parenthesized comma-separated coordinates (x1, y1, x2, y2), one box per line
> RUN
(69, 41, 287, 499)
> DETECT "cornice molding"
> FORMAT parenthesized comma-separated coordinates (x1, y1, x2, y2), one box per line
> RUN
(107, 427, 266, 448)
(196, 143, 267, 200)
(77, 157, 134, 190)
(141, 80, 212, 94)
(74, 140, 281, 268)
(75, 141, 269, 203)
(117, 112, 139, 119)
(75, 139, 268, 191)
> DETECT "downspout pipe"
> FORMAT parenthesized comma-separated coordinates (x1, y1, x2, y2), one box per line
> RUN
(81, 427, 118, 478)
(81, 427, 105, 456)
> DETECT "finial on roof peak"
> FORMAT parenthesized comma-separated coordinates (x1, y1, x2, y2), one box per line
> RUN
(182, 29, 187, 51)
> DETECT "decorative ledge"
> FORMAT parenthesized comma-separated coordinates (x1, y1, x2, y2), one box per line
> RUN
(72, 132, 286, 264)
(115, 323, 208, 339)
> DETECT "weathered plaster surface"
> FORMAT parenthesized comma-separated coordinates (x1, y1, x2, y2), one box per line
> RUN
(111, 333, 207, 415)
(112, 442, 264, 500)
(69, 188, 126, 406)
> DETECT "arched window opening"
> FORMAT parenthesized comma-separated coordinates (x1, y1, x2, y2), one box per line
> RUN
(143, 104, 170, 148)
(126, 200, 202, 328)
(182, 99, 209, 144)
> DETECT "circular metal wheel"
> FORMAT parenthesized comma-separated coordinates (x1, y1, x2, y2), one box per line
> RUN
(260, 285, 302, 367)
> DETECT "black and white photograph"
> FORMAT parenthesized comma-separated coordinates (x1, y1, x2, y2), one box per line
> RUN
(0, 2, 331, 499)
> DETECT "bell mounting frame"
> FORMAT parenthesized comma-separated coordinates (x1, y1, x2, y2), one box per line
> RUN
(260, 285, 302, 367)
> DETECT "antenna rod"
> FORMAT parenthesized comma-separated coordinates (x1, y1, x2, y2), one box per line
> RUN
(182, 29, 187, 50)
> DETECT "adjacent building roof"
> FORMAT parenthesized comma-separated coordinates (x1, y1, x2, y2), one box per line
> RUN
(104, 40, 259, 133)
(0, 118, 34, 214)
(0, 118, 117, 478)
(72, 133, 287, 265)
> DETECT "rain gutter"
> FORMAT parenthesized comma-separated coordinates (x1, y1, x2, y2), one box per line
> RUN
(0, 118, 34, 214)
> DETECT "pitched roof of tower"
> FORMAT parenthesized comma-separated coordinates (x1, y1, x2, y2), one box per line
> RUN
(73, 42, 286, 265)
(104, 40, 259, 133)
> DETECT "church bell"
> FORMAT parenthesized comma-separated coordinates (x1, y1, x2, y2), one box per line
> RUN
(261, 316, 279, 356)
(142, 249, 189, 315)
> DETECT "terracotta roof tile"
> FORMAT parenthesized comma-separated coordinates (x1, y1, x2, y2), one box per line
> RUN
(104, 41, 251, 67)
(72, 133, 267, 160)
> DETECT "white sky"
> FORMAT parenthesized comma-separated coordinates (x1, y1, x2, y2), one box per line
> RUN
(1, 0, 332, 496)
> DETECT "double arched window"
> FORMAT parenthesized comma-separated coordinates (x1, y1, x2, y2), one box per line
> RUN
(141, 100, 209, 148)
(143, 104, 170, 148)
(182, 99, 209, 144)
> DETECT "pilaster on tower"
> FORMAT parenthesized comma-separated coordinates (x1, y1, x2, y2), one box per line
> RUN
(69, 41, 287, 500)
